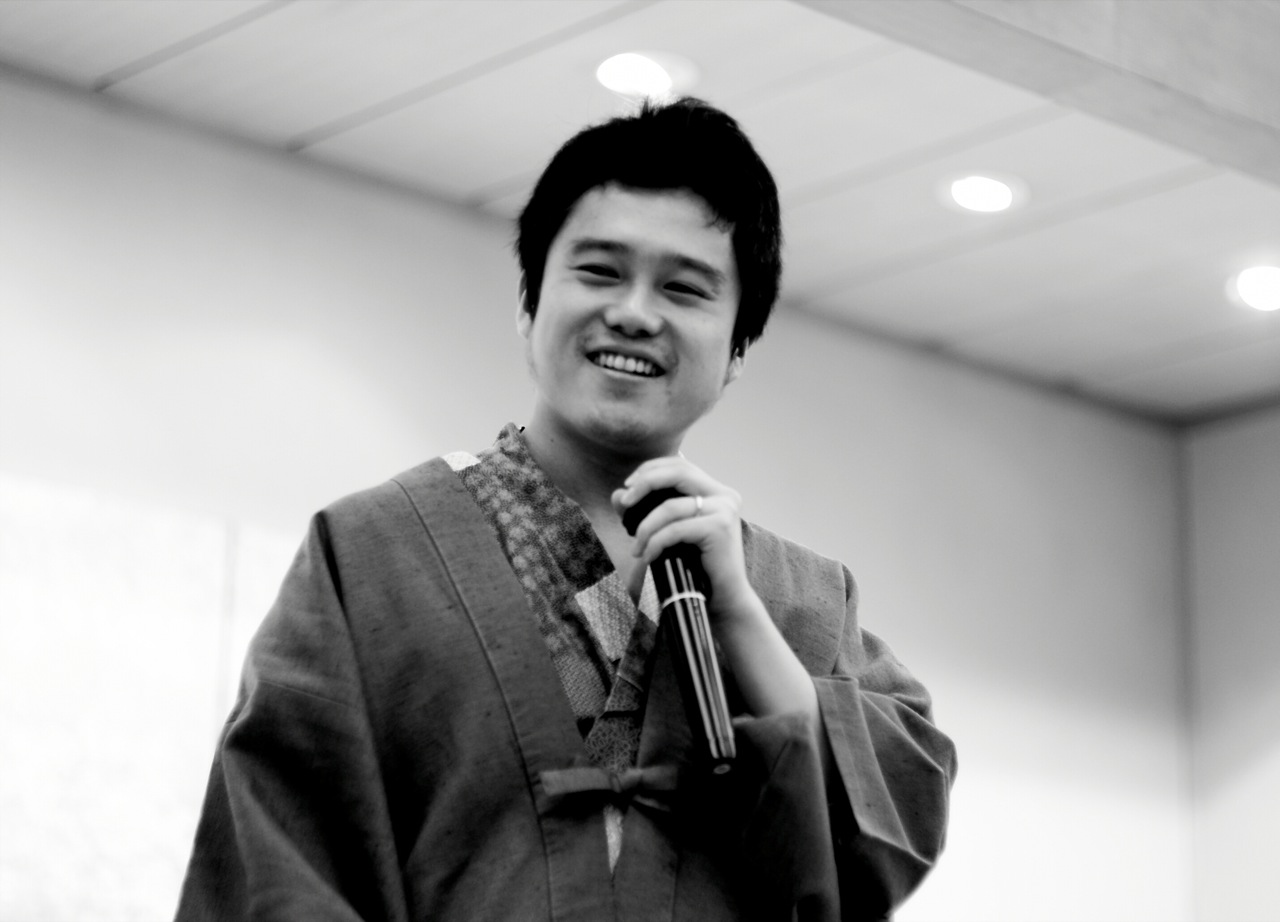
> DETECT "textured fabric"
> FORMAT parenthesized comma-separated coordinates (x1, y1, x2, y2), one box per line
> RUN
(175, 456, 957, 922)
(447, 425, 662, 867)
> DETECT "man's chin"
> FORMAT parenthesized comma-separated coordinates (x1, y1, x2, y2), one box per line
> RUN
(582, 413, 678, 458)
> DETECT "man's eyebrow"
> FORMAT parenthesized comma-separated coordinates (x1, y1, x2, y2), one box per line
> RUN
(567, 238, 630, 257)
(567, 238, 728, 290)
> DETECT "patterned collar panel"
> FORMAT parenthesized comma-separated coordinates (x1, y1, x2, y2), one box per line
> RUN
(446, 424, 660, 762)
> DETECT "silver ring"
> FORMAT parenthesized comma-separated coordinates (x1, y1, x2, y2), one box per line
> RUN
(694, 495, 704, 516)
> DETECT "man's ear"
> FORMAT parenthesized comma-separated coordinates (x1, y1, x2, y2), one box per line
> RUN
(724, 347, 746, 385)
(516, 275, 533, 339)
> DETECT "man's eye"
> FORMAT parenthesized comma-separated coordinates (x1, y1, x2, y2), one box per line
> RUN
(577, 264, 618, 279)
(666, 282, 707, 299)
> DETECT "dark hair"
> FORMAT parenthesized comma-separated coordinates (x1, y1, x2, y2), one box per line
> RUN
(516, 97, 782, 355)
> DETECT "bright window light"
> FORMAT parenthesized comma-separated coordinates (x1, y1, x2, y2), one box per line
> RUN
(596, 53, 673, 98)
(950, 175, 1015, 213)
(1235, 265, 1280, 312)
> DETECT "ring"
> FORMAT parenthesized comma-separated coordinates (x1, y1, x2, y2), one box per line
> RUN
(694, 495, 704, 516)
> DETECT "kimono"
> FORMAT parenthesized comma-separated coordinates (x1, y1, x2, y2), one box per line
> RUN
(175, 456, 956, 922)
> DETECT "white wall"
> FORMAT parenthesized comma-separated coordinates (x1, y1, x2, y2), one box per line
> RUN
(1186, 406, 1280, 922)
(1, 72, 1195, 920)
(0, 71, 529, 538)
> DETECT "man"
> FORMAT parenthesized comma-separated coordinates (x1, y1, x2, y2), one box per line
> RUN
(177, 98, 955, 922)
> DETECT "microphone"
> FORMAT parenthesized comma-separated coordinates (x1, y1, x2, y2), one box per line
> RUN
(623, 487, 736, 772)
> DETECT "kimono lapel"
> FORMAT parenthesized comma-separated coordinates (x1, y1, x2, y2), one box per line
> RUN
(611, 622, 692, 921)
(393, 458, 616, 920)
(614, 619, 752, 922)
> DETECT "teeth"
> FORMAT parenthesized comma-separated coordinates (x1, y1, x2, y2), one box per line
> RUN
(594, 352, 659, 377)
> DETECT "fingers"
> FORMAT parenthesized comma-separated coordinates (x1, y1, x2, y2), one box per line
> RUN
(623, 493, 716, 557)
(615, 458, 739, 515)
(634, 509, 722, 567)
(614, 457, 756, 617)
(622, 456, 707, 496)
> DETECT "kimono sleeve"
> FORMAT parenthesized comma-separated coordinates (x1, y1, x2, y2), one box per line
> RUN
(735, 534, 956, 922)
(174, 512, 408, 922)
(815, 564, 956, 918)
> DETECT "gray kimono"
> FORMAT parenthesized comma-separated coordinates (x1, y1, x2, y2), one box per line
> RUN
(176, 457, 955, 921)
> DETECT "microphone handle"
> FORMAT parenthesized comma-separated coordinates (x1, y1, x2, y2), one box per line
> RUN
(623, 489, 736, 770)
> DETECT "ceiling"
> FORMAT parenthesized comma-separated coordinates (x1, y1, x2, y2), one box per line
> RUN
(2, 0, 1278, 425)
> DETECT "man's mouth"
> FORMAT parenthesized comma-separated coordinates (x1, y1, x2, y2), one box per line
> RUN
(590, 351, 663, 378)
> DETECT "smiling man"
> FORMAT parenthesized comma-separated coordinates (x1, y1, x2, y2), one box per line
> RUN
(521, 185, 741, 464)
(177, 98, 955, 922)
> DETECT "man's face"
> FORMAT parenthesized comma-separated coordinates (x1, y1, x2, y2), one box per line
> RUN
(518, 184, 743, 459)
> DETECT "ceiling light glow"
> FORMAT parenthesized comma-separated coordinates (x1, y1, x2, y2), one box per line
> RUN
(1235, 265, 1280, 312)
(950, 175, 1015, 213)
(596, 53, 673, 98)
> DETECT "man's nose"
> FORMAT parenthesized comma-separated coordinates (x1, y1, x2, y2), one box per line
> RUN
(604, 284, 663, 336)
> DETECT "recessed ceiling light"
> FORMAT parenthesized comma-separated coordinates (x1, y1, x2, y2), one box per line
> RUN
(950, 175, 1014, 212)
(1234, 265, 1280, 312)
(596, 52, 697, 101)
(597, 53, 671, 97)
(936, 172, 1027, 214)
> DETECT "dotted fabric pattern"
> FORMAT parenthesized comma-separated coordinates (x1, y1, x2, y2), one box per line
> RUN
(451, 425, 662, 867)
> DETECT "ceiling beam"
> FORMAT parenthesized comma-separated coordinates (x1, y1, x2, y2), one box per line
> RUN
(794, 0, 1280, 189)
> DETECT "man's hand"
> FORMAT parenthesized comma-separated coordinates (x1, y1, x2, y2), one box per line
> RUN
(611, 455, 758, 622)
(611, 457, 822, 725)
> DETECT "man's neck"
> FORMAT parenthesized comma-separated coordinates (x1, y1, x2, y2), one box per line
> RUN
(521, 419, 673, 518)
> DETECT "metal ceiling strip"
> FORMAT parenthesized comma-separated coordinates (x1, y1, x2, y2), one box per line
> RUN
(93, 0, 292, 92)
(285, 0, 654, 152)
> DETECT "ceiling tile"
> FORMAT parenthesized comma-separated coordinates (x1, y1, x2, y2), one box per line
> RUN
(954, 267, 1278, 385)
(735, 39, 1051, 197)
(1088, 324, 1280, 419)
(305, 0, 890, 200)
(805, 163, 1250, 343)
(803, 167, 1280, 416)
(0, 0, 265, 84)
(783, 108, 1203, 297)
(103, 0, 636, 145)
